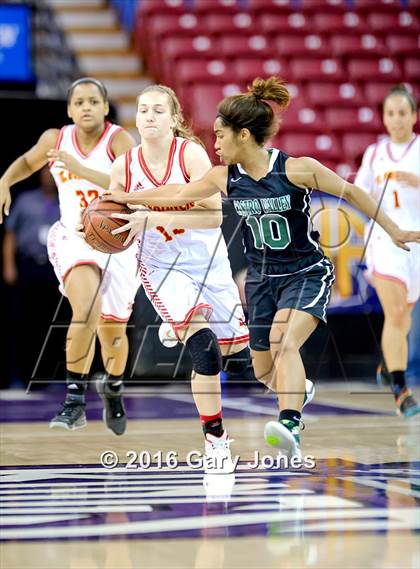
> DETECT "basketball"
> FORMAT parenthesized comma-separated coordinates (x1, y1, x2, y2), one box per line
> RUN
(82, 198, 132, 254)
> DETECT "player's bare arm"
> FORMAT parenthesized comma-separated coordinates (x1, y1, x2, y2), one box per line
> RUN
(0, 128, 59, 222)
(286, 156, 420, 251)
(106, 165, 228, 208)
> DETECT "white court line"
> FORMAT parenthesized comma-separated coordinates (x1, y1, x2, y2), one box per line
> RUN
(1, 507, 417, 540)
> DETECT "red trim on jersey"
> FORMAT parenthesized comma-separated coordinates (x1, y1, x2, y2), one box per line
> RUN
(172, 303, 213, 330)
(124, 150, 133, 192)
(386, 134, 417, 163)
(217, 334, 250, 346)
(106, 126, 124, 161)
(179, 139, 190, 182)
(71, 121, 112, 159)
(138, 137, 177, 187)
(372, 270, 408, 291)
(100, 312, 130, 323)
(48, 126, 66, 168)
(62, 261, 99, 284)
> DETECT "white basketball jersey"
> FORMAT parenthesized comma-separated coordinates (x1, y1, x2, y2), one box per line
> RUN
(355, 134, 420, 231)
(124, 137, 230, 270)
(49, 122, 123, 229)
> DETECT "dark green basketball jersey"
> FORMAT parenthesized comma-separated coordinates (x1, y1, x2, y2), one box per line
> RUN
(226, 148, 325, 273)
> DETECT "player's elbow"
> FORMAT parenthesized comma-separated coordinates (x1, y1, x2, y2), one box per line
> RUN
(343, 183, 357, 204)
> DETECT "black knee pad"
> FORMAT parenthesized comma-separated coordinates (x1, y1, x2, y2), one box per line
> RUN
(186, 328, 222, 376)
(222, 347, 254, 379)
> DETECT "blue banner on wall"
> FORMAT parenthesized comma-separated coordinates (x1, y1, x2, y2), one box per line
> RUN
(0, 4, 33, 82)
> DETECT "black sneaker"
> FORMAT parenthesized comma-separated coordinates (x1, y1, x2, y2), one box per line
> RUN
(49, 395, 87, 431)
(376, 362, 392, 387)
(96, 375, 127, 436)
(396, 389, 420, 418)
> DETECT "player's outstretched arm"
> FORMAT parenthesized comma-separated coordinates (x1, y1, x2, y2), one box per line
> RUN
(286, 156, 420, 251)
(0, 129, 59, 223)
(105, 165, 228, 207)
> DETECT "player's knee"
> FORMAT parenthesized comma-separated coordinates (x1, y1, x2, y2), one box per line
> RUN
(186, 328, 222, 376)
(385, 304, 408, 328)
(269, 333, 298, 354)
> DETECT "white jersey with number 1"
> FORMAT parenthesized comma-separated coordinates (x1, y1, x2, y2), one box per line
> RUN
(47, 121, 141, 322)
(355, 134, 420, 302)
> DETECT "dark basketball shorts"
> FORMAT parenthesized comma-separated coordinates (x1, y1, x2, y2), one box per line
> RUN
(245, 258, 335, 351)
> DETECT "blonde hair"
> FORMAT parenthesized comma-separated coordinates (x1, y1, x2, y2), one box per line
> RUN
(217, 76, 290, 145)
(138, 84, 204, 146)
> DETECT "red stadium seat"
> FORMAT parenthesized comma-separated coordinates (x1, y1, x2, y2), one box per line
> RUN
(160, 36, 220, 82)
(147, 14, 206, 39)
(306, 82, 365, 107)
(404, 58, 420, 80)
(275, 133, 343, 160)
(367, 12, 420, 34)
(312, 12, 369, 34)
(193, 0, 243, 14)
(247, 0, 294, 13)
(342, 132, 380, 162)
(330, 34, 387, 57)
(259, 12, 311, 34)
(387, 34, 420, 56)
(274, 35, 330, 58)
(233, 58, 289, 82)
(354, 0, 410, 11)
(175, 59, 231, 84)
(161, 36, 220, 63)
(281, 104, 325, 133)
(219, 35, 272, 58)
(325, 107, 382, 133)
(289, 58, 345, 81)
(137, 0, 187, 18)
(188, 83, 242, 128)
(365, 82, 399, 105)
(347, 58, 402, 81)
(205, 13, 256, 35)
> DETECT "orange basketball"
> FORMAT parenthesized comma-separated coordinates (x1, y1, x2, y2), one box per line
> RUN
(82, 199, 132, 254)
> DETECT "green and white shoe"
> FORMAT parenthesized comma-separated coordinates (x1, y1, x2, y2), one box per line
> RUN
(264, 419, 302, 460)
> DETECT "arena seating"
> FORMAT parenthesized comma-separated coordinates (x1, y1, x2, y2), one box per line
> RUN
(134, 0, 420, 169)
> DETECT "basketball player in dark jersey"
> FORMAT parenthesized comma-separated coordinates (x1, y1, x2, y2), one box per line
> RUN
(106, 77, 420, 459)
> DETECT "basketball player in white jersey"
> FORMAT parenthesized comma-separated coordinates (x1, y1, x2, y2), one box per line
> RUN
(0, 78, 139, 434)
(107, 85, 249, 477)
(355, 84, 419, 417)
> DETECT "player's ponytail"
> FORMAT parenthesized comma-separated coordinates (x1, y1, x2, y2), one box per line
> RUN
(249, 76, 290, 110)
(384, 83, 417, 112)
(217, 76, 290, 145)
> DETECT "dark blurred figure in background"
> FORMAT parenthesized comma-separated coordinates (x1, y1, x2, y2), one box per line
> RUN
(2, 166, 60, 388)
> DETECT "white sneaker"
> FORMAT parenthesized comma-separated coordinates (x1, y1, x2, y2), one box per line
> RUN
(204, 431, 235, 474)
(203, 472, 236, 502)
(158, 322, 178, 348)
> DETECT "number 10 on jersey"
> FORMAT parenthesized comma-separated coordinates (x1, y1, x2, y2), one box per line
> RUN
(246, 213, 291, 250)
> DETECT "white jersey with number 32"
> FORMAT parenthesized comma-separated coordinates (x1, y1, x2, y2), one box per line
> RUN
(49, 121, 124, 229)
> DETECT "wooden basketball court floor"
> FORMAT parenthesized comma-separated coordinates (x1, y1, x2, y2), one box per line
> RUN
(1, 381, 419, 569)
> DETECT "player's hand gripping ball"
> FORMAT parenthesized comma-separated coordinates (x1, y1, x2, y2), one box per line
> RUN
(82, 198, 133, 253)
